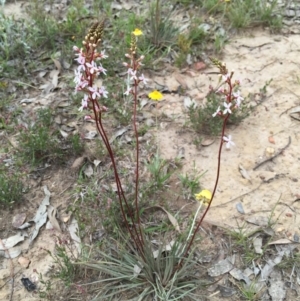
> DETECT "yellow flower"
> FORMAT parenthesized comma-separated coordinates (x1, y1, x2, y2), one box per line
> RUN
(148, 90, 163, 101)
(194, 190, 212, 205)
(132, 28, 143, 36)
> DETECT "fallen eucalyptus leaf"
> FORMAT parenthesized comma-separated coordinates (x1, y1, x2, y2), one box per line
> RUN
(30, 186, 51, 244)
(84, 164, 94, 178)
(71, 156, 86, 170)
(52, 58, 62, 72)
(246, 216, 269, 227)
(68, 218, 81, 256)
(253, 236, 263, 254)
(218, 285, 236, 297)
(18, 222, 31, 230)
(109, 127, 129, 143)
(208, 256, 235, 277)
(259, 251, 284, 280)
(50, 69, 59, 88)
(0, 246, 22, 258)
(150, 206, 180, 233)
(0, 232, 27, 250)
(239, 164, 252, 183)
(230, 268, 250, 285)
(268, 280, 286, 301)
(268, 238, 294, 245)
(47, 205, 62, 232)
(12, 213, 27, 228)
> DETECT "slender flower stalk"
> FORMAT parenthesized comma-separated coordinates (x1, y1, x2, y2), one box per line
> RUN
(73, 22, 147, 257)
(182, 58, 243, 258)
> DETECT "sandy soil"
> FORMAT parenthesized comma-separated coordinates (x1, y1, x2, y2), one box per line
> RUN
(156, 31, 300, 240)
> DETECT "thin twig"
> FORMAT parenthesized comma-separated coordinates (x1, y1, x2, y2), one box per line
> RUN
(0, 239, 14, 301)
(253, 136, 291, 170)
(213, 183, 263, 207)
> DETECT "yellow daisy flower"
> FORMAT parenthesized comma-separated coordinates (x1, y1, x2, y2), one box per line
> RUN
(148, 90, 163, 101)
(194, 189, 212, 205)
(132, 28, 143, 36)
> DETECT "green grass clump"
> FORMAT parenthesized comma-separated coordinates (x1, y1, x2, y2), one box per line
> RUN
(0, 171, 24, 207)
(188, 91, 250, 136)
(17, 107, 85, 165)
(226, 0, 282, 30)
(0, 13, 32, 77)
(81, 233, 208, 301)
(146, 152, 174, 190)
(18, 108, 61, 165)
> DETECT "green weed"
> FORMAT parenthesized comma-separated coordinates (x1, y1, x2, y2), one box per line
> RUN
(179, 166, 206, 199)
(0, 13, 31, 76)
(18, 108, 60, 164)
(188, 90, 250, 136)
(49, 244, 77, 287)
(67, 133, 85, 156)
(146, 152, 173, 190)
(146, 0, 178, 52)
(239, 281, 260, 301)
(0, 171, 24, 207)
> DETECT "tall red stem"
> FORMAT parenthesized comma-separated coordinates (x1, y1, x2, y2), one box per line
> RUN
(182, 79, 233, 258)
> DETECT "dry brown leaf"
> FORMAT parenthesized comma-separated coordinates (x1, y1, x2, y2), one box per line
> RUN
(47, 205, 62, 232)
(49, 69, 60, 88)
(12, 213, 27, 228)
(52, 58, 62, 72)
(71, 156, 86, 170)
(174, 73, 187, 90)
(68, 218, 81, 256)
(148, 206, 180, 233)
(84, 164, 94, 178)
(268, 238, 294, 245)
(40, 82, 54, 94)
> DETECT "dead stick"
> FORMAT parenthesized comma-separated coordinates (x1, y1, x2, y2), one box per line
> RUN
(253, 136, 291, 171)
(0, 239, 15, 301)
(212, 183, 262, 207)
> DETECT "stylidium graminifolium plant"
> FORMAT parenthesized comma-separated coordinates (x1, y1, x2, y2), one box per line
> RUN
(184, 58, 245, 258)
(73, 20, 245, 266)
(73, 22, 157, 258)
